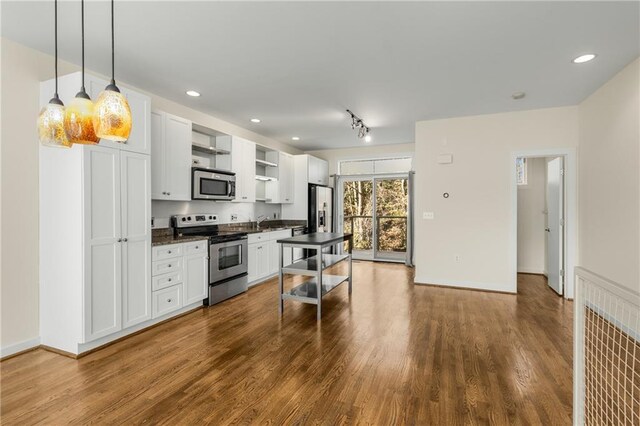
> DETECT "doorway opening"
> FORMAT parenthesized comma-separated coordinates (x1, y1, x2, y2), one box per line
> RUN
(512, 148, 576, 299)
(335, 157, 413, 264)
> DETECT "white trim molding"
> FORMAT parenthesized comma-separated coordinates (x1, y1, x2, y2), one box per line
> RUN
(510, 148, 577, 300)
(1, 337, 41, 358)
(414, 276, 516, 294)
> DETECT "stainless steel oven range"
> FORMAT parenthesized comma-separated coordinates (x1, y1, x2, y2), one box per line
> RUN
(172, 214, 248, 305)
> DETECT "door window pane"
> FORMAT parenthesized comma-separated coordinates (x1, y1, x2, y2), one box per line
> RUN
(342, 180, 373, 251)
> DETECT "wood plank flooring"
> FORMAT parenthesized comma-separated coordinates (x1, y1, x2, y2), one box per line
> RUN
(1, 265, 573, 425)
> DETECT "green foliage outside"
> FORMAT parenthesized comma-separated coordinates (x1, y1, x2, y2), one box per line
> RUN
(343, 179, 408, 252)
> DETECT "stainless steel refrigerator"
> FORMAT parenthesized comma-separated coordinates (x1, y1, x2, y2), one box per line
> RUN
(306, 184, 333, 257)
(308, 184, 333, 233)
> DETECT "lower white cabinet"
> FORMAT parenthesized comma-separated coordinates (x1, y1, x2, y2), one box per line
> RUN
(152, 285, 183, 319)
(248, 230, 293, 285)
(183, 252, 209, 305)
(151, 240, 208, 319)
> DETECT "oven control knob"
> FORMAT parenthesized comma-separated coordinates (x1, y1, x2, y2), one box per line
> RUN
(181, 217, 186, 222)
(208, 216, 213, 220)
(187, 216, 192, 221)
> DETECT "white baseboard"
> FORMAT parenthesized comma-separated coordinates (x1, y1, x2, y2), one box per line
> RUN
(414, 276, 516, 294)
(517, 267, 545, 275)
(1, 337, 41, 358)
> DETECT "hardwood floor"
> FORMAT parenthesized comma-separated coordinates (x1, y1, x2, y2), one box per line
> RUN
(1, 265, 573, 425)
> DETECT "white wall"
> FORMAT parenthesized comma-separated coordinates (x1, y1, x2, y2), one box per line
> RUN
(578, 58, 639, 292)
(517, 157, 547, 274)
(0, 38, 297, 354)
(414, 106, 579, 293)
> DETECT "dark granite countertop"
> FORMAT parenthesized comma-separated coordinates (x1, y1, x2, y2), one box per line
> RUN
(151, 220, 307, 247)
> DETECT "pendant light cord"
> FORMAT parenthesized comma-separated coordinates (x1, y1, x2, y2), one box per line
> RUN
(81, 0, 85, 91)
(110, 0, 115, 85)
(54, 0, 58, 97)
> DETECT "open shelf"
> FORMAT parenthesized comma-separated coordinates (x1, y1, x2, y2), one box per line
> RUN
(192, 144, 231, 155)
(282, 254, 350, 276)
(282, 275, 350, 303)
(256, 158, 277, 167)
(255, 175, 277, 182)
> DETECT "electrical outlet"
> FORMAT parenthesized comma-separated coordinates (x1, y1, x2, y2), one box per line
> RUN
(454, 254, 460, 262)
(423, 211, 434, 220)
(231, 214, 238, 221)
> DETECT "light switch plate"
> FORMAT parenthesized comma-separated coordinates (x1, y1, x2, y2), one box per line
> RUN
(423, 211, 434, 220)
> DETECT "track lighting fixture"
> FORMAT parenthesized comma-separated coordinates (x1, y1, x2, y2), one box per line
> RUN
(346, 109, 371, 141)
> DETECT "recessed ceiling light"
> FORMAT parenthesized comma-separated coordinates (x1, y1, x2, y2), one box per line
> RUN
(512, 91, 526, 100)
(573, 54, 597, 64)
(186, 90, 200, 97)
(250, 118, 261, 123)
(291, 136, 300, 141)
(364, 135, 372, 143)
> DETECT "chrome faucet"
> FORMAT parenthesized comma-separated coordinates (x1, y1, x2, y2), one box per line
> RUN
(256, 215, 269, 229)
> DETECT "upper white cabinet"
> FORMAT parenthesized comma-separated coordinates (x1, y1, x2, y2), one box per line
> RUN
(151, 110, 192, 201)
(308, 155, 329, 186)
(231, 137, 256, 202)
(265, 152, 295, 204)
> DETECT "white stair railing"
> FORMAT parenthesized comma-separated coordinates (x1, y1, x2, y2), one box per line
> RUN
(574, 267, 640, 425)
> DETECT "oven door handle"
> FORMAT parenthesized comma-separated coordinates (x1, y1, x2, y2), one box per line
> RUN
(209, 238, 247, 250)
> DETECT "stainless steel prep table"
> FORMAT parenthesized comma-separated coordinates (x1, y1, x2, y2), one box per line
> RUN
(277, 233, 353, 320)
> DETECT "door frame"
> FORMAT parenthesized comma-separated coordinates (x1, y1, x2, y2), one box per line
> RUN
(336, 173, 411, 263)
(510, 148, 577, 299)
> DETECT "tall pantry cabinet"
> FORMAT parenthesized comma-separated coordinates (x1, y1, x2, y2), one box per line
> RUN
(39, 72, 153, 355)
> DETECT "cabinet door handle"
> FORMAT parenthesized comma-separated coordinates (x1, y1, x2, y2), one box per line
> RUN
(117, 238, 122, 242)
(167, 298, 172, 303)
(195, 246, 199, 249)
(167, 264, 172, 268)
(167, 192, 171, 196)
(167, 250, 172, 254)
(162, 191, 167, 195)
(168, 278, 172, 282)
(123, 238, 128, 242)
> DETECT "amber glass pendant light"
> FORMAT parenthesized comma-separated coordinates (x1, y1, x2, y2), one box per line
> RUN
(38, 0, 71, 148)
(92, 0, 131, 142)
(64, 0, 99, 145)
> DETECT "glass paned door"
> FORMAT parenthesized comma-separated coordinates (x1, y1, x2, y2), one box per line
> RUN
(375, 178, 408, 261)
(340, 176, 409, 262)
(342, 179, 374, 260)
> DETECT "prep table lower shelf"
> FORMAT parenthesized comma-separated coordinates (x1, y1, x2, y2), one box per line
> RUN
(277, 232, 353, 320)
(282, 274, 350, 304)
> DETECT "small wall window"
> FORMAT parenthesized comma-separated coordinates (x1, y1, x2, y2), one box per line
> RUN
(516, 157, 528, 185)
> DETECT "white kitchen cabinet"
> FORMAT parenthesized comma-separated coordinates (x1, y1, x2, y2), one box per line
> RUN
(120, 151, 152, 329)
(265, 152, 294, 204)
(248, 230, 293, 285)
(151, 110, 192, 201)
(151, 240, 208, 312)
(308, 155, 329, 186)
(183, 251, 208, 306)
(231, 137, 256, 202)
(39, 142, 152, 353)
(248, 242, 269, 283)
(83, 147, 123, 340)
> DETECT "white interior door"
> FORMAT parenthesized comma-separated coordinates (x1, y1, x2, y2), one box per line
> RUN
(546, 157, 564, 295)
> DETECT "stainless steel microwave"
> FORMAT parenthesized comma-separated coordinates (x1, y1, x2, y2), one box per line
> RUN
(192, 167, 236, 201)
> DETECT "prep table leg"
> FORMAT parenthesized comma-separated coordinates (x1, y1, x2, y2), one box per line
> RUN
(317, 249, 322, 320)
(279, 243, 284, 316)
(348, 236, 353, 295)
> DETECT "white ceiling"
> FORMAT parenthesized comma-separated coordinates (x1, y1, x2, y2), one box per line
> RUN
(2, 1, 638, 150)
